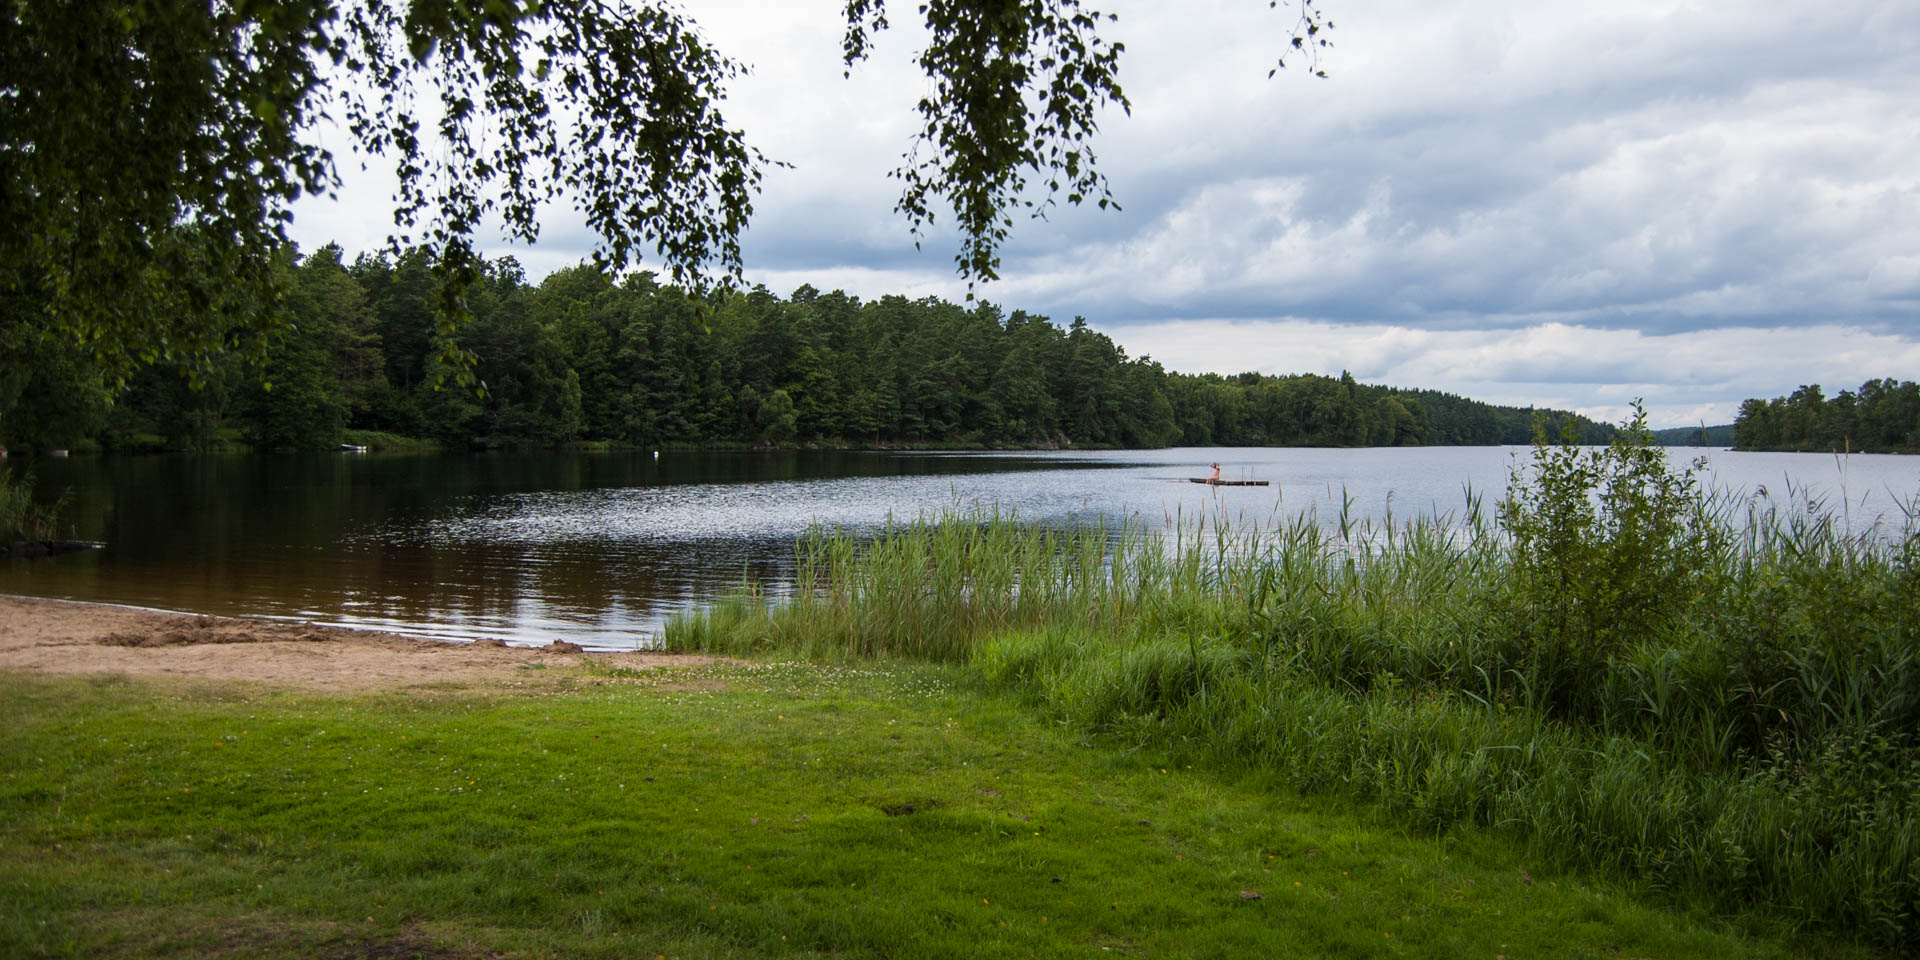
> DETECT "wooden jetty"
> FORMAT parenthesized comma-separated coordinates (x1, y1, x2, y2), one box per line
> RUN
(1189, 478, 1270, 487)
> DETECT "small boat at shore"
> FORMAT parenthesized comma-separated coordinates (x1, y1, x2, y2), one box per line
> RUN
(1189, 478, 1270, 486)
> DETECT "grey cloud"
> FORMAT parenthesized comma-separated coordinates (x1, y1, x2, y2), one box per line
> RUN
(287, 0, 1920, 423)
(935, 0, 1920, 334)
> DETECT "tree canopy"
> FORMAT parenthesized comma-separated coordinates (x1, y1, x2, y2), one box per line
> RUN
(2, 0, 1333, 381)
(10, 246, 1607, 455)
(1732, 379, 1920, 453)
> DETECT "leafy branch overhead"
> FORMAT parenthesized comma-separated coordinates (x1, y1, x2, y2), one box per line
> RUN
(343, 0, 770, 282)
(842, 1, 1333, 283)
(335, 0, 773, 377)
(3, 0, 766, 380)
(1, 0, 1332, 380)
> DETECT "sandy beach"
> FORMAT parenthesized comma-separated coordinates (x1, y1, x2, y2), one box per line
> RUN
(0, 593, 723, 692)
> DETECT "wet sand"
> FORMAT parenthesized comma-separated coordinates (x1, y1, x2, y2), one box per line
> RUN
(0, 593, 726, 693)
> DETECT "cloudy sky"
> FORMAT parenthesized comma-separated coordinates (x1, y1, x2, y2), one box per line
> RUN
(290, 0, 1920, 428)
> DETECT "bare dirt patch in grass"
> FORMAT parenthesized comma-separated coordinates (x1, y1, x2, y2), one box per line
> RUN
(0, 593, 727, 693)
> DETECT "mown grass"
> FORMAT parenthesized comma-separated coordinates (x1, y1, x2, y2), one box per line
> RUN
(665, 416, 1920, 948)
(0, 665, 1854, 959)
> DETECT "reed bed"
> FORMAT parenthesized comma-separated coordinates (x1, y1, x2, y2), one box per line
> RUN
(0, 467, 69, 542)
(663, 426, 1919, 944)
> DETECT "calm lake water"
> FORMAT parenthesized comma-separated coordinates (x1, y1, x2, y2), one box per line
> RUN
(4, 446, 1916, 649)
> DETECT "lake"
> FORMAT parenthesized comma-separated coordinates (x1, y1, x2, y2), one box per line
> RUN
(4, 446, 1915, 649)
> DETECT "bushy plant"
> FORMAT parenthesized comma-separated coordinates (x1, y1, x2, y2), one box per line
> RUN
(1492, 402, 1728, 716)
(0, 469, 69, 542)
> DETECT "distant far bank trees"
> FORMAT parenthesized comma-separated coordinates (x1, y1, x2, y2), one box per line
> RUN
(1, 247, 1609, 454)
(1733, 379, 1920, 454)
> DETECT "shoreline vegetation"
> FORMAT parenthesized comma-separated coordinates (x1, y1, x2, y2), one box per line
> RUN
(1732, 378, 1920, 455)
(1651, 423, 1736, 448)
(3, 247, 1909, 460)
(665, 413, 1920, 947)
(1, 469, 67, 544)
(3, 245, 1615, 457)
(2, 413, 1911, 955)
(4, 246, 1910, 460)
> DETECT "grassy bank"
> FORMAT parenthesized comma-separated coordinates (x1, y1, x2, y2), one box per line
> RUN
(665, 418, 1920, 947)
(0, 663, 1853, 959)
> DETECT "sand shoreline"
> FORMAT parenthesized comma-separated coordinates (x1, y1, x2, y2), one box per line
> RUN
(0, 593, 723, 692)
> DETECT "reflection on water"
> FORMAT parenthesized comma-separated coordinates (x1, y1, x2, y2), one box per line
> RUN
(3, 447, 1914, 649)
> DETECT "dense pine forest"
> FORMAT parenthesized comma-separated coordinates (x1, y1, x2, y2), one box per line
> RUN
(1732, 378, 1920, 453)
(1, 246, 1612, 453)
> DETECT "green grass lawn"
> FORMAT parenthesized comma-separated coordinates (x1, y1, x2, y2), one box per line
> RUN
(0, 661, 1859, 959)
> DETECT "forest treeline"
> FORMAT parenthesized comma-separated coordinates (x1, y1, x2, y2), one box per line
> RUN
(1732, 378, 1920, 453)
(1651, 424, 1735, 447)
(1, 245, 1613, 453)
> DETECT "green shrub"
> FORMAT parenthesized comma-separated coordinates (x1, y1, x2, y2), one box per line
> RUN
(0, 469, 69, 542)
(1491, 402, 1730, 718)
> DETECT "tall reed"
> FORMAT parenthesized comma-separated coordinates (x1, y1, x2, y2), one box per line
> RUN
(662, 421, 1919, 943)
(0, 468, 69, 543)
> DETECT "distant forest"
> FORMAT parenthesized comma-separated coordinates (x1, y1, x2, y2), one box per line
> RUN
(1652, 424, 1736, 447)
(1733, 379, 1920, 454)
(1, 246, 1614, 453)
